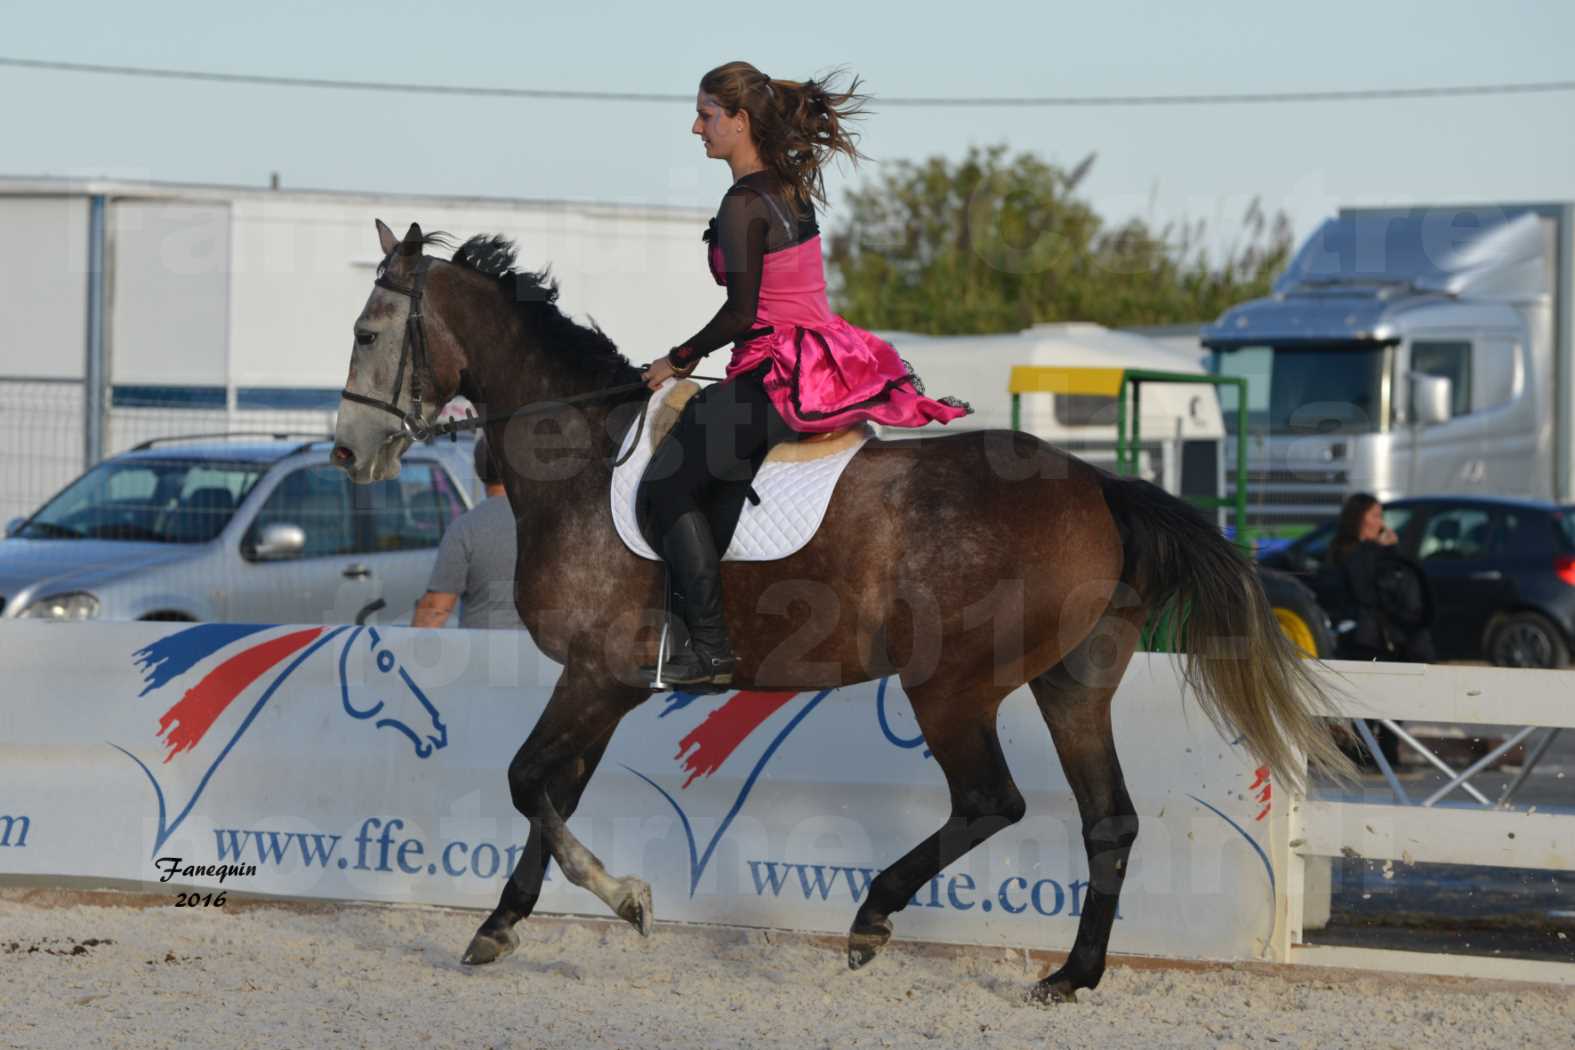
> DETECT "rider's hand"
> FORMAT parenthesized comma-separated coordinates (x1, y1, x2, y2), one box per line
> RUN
(642, 357, 684, 390)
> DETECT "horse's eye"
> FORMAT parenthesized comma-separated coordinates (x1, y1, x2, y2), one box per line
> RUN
(355, 330, 377, 346)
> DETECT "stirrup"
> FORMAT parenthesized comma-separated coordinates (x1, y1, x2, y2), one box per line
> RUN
(641, 573, 734, 690)
(640, 650, 735, 689)
(646, 601, 677, 691)
(640, 624, 735, 689)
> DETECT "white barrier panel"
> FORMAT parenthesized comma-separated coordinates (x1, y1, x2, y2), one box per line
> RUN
(0, 622, 1274, 962)
(1272, 659, 1575, 985)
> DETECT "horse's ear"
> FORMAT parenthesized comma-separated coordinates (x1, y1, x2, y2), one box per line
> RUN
(400, 222, 425, 257)
(375, 219, 399, 256)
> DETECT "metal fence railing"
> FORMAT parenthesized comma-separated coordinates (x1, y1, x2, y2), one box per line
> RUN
(1, 379, 89, 526)
(0, 379, 337, 525)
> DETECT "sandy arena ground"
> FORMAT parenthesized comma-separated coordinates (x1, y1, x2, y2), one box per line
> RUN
(2, 890, 1572, 1050)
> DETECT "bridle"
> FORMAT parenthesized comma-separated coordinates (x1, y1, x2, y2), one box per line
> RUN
(339, 255, 440, 442)
(337, 252, 718, 462)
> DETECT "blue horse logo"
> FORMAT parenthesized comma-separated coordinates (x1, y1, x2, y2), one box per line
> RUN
(113, 623, 447, 854)
(337, 626, 448, 758)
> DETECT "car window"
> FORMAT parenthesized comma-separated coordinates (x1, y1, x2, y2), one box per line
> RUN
(1383, 507, 1419, 556)
(1411, 340, 1473, 418)
(1494, 510, 1524, 557)
(23, 457, 265, 543)
(1053, 394, 1119, 427)
(249, 465, 355, 557)
(363, 462, 466, 552)
(1555, 510, 1575, 554)
(106, 468, 160, 501)
(1417, 506, 1493, 561)
(179, 466, 255, 503)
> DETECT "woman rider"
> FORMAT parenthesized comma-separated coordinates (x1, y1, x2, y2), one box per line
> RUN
(637, 61, 970, 687)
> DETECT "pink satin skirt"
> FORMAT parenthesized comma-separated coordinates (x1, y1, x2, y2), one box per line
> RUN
(725, 320, 971, 434)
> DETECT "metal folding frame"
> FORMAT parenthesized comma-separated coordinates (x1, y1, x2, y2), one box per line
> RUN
(1007, 365, 1251, 545)
(1351, 718, 1563, 809)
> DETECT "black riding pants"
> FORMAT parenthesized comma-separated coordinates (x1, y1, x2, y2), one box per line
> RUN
(637, 365, 798, 552)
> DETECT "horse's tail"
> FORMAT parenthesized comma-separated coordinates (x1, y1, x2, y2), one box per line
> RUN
(1098, 473, 1352, 788)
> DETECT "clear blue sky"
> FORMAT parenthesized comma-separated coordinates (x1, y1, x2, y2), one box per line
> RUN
(3, 0, 1572, 254)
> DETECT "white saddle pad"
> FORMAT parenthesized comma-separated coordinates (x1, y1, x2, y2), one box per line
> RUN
(610, 381, 872, 561)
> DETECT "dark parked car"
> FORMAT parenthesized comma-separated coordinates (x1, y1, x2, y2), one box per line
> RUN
(1259, 496, 1575, 668)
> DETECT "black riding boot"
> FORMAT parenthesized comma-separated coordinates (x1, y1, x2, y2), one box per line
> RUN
(640, 511, 737, 688)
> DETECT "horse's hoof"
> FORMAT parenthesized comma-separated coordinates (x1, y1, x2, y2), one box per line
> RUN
(847, 916, 892, 971)
(614, 877, 654, 937)
(461, 925, 519, 966)
(1027, 979, 1077, 1005)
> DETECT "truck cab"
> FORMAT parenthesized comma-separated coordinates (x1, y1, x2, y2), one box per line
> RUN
(1203, 204, 1569, 529)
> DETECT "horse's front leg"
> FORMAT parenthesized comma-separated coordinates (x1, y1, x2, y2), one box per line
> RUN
(463, 671, 649, 964)
(532, 784, 655, 935)
(462, 737, 610, 965)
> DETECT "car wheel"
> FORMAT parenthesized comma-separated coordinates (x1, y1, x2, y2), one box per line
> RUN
(1487, 612, 1570, 669)
(1258, 568, 1336, 658)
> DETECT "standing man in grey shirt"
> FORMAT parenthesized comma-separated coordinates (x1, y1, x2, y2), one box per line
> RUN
(413, 435, 524, 629)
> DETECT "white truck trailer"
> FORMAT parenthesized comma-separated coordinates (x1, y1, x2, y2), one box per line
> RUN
(1202, 202, 1574, 527)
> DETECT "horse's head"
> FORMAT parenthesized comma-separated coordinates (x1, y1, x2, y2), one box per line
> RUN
(333, 219, 465, 484)
(337, 626, 449, 758)
(335, 220, 641, 488)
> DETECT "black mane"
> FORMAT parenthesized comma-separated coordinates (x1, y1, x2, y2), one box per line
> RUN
(450, 234, 640, 389)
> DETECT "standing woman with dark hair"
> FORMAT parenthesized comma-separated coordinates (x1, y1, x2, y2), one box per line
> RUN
(1326, 493, 1402, 661)
(637, 61, 970, 686)
(1321, 492, 1435, 767)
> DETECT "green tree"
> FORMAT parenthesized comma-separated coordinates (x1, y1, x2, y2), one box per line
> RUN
(826, 145, 1292, 334)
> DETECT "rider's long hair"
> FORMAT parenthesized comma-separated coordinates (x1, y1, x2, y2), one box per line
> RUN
(1331, 492, 1380, 565)
(700, 61, 869, 210)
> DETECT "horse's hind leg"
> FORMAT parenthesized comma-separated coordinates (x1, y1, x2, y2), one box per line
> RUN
(1025, 602, 1145, 1003)
(462, 736, 611, 965)
(847, 685, 1025, 970)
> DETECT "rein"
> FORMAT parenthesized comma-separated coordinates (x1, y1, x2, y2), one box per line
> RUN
(338, 257, 718, 467)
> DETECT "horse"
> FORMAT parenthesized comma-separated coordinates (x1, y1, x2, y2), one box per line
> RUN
(331, 220, 1347, 1003)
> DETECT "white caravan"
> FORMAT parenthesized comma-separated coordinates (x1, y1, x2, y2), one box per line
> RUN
(877, 322, 1225, 496)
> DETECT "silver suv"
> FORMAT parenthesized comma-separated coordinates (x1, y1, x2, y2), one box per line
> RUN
(0, 434, 476, 624)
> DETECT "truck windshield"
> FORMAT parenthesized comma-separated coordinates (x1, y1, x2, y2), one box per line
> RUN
(19, 458, 267, 543)
(1210, 344, 1390, 435)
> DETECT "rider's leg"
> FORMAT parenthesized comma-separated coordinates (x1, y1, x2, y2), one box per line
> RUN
(655, 509, 735, 684)
(636, 367, 794, 685)
(637, 391, 728, 684)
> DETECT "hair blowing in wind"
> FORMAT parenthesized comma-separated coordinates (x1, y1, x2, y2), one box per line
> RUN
(699, 61, 869, 209)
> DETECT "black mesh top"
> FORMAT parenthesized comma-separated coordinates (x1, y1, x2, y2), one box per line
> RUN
(669, 170, 820, 368)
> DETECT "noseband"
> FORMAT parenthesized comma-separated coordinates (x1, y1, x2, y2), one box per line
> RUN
(340, 256, 438, 442)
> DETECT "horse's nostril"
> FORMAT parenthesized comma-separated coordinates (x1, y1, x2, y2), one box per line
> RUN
(331, 445, 356, 468)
